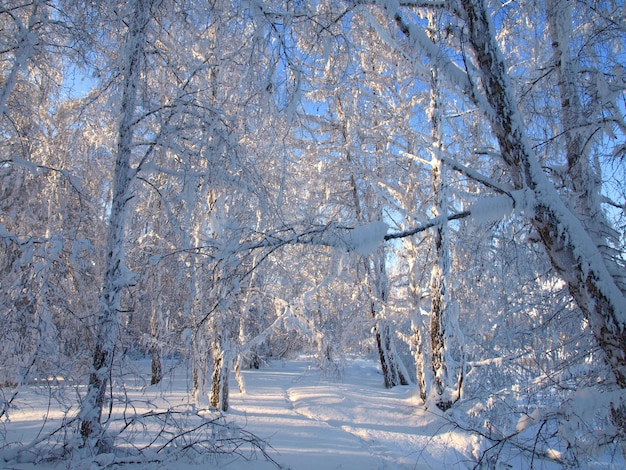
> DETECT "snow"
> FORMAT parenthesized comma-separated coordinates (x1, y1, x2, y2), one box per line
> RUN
(468, 188, 536, 226)
(344, 221, 389, 256)
(4, 357, 624, 469)
(469, 194, 514, 224)
(2, 358, 477, 470)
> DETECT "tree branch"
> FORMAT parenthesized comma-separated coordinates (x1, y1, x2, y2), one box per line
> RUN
(384, 210, 472, 240)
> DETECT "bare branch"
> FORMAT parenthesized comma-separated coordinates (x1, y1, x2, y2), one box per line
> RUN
(384, 210, 471, 240)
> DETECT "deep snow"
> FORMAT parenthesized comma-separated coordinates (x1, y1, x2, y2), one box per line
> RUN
(2, 357, 621, 469)
(226, 359, 470, 469)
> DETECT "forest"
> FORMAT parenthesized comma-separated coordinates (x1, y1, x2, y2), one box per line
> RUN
(1, 0, 625, 468)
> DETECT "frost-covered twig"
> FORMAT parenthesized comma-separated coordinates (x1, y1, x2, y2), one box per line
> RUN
(3, 407, 282, 468)
(113, 408, 282, 467)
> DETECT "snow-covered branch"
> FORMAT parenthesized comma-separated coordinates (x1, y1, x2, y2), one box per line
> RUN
(400, 150, 515, 195)
(385, 211, 471, 240)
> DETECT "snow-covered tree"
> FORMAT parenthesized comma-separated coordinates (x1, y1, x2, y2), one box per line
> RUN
(2, 0, 625, 465)
(364, 0, 626, 452)
(1, 0, 107, 407)
(77, 0, 152, 446)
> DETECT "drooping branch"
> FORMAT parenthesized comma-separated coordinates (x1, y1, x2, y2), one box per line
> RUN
(458, 0, 626, 388)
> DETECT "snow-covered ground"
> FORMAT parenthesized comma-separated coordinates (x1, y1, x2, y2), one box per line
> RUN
(2, 357, 620, 469)
(226, 359, 471, 469)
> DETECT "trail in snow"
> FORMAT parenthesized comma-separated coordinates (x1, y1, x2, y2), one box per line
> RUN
(1, 358, 474, 470)
(228, 359, 470, 470)
(228, 362, 385, 469)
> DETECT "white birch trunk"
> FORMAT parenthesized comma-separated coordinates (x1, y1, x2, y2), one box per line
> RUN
(545, 0, 625, 293)
(428, 113, 455, 408)
(338, 93, 408, 388)
(210, 336, 231, 412)
(78, 0, 148, 447)
(150, 267, 164, 385)
(427, 12, 463, 409)
(190, 290, 208, 404)
(544, 0, 626, 435)
(459, 0, 626, 388)
(371, 249, 410, 388)
(411, 313, 429, 402)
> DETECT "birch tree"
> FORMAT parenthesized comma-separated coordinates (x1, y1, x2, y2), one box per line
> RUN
(425, 10, 464, 409)
(3, 0, 624, 462)
(78, 0, 151, 446)
(358, 0, 626, 393)
(0, 0, 107, 408)
(456, 0, 626, 392)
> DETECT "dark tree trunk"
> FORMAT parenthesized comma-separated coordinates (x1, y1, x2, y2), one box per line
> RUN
(151, 346, 162, 385)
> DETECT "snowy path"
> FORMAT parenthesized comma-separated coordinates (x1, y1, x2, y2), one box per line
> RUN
(229, 363, 384, 469)
(1, 358, 473, 470)
(227, 359, 469, 470)
(4, 358, 623, 469)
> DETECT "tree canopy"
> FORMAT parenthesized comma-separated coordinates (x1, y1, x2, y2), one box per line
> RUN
(1, 0, 625, 466)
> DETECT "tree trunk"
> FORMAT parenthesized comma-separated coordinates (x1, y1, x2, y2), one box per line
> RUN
(221, 361, 230, 412)
(428, 66, 452, 409)
(370, 252, 410, 388)
(150, 279, 163, 385)
(545, 0, 625, 293)
(210, 338, 230, 412)
(411, 319, 429, 402)
(191, 332, 207, 404)
(429, 125, 461, 410)
(339, 91, 409, 389)
(545, 0, 626, 434)
(151, 345, 162, 385)
(78, 0, 148, 447)
(427, 11, 463, 409)
(459, 0, 626, 388)
(210, 340, 222, 409)
(374, 315, 410, 388)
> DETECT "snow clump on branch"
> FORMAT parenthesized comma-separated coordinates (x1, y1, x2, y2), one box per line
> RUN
(343, 221, 389, 256)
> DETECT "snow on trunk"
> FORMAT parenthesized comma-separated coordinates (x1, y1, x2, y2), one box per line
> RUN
(370, 249, 410, 389)
(210, 337, 232, 412)
(411, 313, 430, 402)
(0, 1, 42, 118)
(545, 0, 625, 294)
(342, 111, 408, 388)
(459, 0, 626, 389)
(150, 266, 165, 385)
(189, 264, 208, 404)
(78, 0, 148, 448)
(427, 25, 463, 409)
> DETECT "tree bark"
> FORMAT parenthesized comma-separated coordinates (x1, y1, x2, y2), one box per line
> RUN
(151, 345, 162, 385)
(459, 0, 626, 387)
(337, 92, 409, 389)
(412, 319, 429, 402)
(545, 0, 625, 293)
(210, 338, 230, 412)
(427, 11, 462, 409)
(78, 0, 149, 447)
(210, 340, 223, 409)
(370, 252, 410, 388)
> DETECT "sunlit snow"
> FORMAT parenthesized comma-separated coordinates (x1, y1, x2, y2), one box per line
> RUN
(344, 221, 389, 256)
(2, 358, 479, 469)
